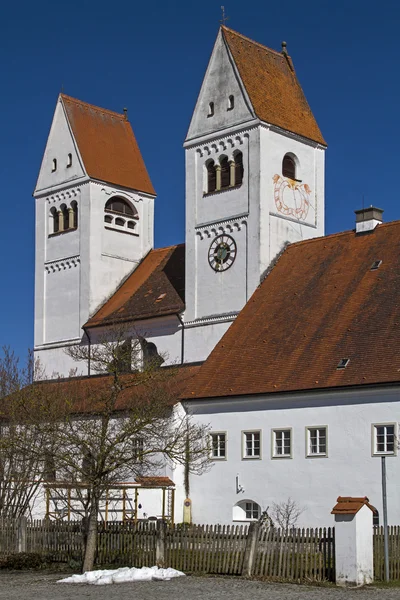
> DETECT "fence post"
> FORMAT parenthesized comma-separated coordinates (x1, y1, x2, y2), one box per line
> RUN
(242, 521, 260, 577)
(16, 517, 27, 553)
(156, 520, 167, 567)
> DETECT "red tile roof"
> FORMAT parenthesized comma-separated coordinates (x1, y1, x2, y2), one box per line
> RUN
(222, 27, 326, 145)
(186, 221, 400, 399)
(85, 245, 185, 328)
(331, 497, 374, 515)
(61, 94, 155, 194)
(135, 476, 175, 487)
(3, 364, 201, 418)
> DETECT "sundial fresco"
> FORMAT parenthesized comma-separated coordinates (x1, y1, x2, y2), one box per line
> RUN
(273, 174, 313, 223)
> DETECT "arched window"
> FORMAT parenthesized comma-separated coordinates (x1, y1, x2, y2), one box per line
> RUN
(234, 151, 244, 186)
(228, 95, 234, 110)
(282, 154, 296, 179)
(207, 160, 216, 194)
(71, 200, 78, 229)
(220, 156, 230, 189)
(60, 204, 69, 231)
(115, 217, 125, 227)
(50, 207, 59, 233)
(105, 196, 137, 217)
(104, 215, 113, 224)
(208, 102, 214, 117)
(127, 221, 135, 230)
(52, 158, 57, 172)
(67, 153, 72, 168)
(233, 500, 261, 522)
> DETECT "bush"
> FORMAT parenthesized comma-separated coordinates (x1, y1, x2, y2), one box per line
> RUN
(0, 552, 50, 570)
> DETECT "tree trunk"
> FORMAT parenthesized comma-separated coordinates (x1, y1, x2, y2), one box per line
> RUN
(82, 500, 98, 572)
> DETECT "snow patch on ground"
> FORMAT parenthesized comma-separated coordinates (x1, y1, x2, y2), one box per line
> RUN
(58, 566, 186, 585)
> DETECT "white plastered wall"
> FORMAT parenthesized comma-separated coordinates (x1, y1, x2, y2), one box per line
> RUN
(185, 386, 400, 526)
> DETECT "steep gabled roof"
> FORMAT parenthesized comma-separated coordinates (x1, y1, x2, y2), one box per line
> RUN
(61, 94, 155, 194)
(186, 221, 400, 399)
(222, 27, 326, 145)
(85, 245, 185, 328)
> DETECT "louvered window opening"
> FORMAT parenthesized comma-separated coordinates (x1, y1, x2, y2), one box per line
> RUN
(207, 161, 217, 193)
(282, 154, 296, 179)
(220, 157, 230, 189)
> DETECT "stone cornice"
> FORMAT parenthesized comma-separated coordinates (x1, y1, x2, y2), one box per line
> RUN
(46, 186, 82, 205)
(45, 255, 80, 273)
(195, 215, 247, 240)
(185, 123, 258, 151)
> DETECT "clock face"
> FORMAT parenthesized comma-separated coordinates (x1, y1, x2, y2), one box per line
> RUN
(208, 235, 237, 272)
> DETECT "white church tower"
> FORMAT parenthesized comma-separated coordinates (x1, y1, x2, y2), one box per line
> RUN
(183, 27, 326, 362)
(34, 94, 156, 377)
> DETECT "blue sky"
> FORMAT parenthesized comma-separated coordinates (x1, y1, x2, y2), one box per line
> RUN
(1, 0, 399, 358)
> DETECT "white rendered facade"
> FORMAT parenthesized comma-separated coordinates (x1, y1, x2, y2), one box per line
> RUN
(185, 387, 400, 527)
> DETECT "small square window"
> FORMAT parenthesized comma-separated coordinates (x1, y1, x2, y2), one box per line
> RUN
(211, 432, 226, 459)
(272, 429, 291, 458)
(373, 424, 396, 456)
(243, 431, 261, 459)
(245, 501, 260, 520)
(306, 427, 327, 457)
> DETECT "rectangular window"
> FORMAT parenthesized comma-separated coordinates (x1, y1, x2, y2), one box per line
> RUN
(373, 424, 396, 455)
(243, 431, 261, 459)
(211, 432, 226, 459)
(307, 427, 327, 457)
(273, 429, 291, 458)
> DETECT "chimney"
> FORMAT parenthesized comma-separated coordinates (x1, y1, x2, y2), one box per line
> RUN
(354, 206, 383, 234)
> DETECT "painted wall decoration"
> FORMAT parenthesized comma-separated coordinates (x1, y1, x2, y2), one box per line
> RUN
(273, 174, 312, 221)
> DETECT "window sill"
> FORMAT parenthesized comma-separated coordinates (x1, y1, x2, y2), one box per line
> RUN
(48, 227, 77, 238)
(272, 455, 292, 459)
(211, 456, 227, 461)
(373, 452, 396, 457)
(105, 226, 139, 237)
(306, 453, 328, 459)
(203, 184, 242, 198)
(242, 456, 261, 460)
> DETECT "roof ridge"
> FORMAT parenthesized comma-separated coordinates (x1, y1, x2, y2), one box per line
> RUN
(287, 219, 400, 251)
(60, 93, 126, 121)
(221, 26, 287, 60)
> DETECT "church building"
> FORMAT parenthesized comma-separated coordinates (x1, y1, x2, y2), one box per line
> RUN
(32, 26, 400, 526)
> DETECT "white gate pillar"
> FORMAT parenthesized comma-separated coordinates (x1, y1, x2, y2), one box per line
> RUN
(331, 496, 374, 586)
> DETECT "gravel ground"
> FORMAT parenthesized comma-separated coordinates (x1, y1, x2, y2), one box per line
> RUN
(0, 573, 398, 600)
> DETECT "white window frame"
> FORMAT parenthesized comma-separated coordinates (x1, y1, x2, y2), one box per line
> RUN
(210, 431, 227, 460)
(272, 428, 292, 459)
(372, 423, 397, 456)
(242, 430, 261, 460)
(306, 426, 328, 458)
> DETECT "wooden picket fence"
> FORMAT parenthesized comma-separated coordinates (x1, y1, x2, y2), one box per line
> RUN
(165, 524, 249, 575)
(0, 518, 335, 582)
(254, 526, 335, 582)
(374, 525, 400, 581)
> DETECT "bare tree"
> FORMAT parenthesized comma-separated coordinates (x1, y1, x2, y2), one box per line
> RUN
(37, 328, 212, 572)
(271, 497, 305, 532)
(0, 347, 48, 517)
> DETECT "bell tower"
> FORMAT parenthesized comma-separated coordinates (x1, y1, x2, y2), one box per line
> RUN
(34, 94, 155, 377)
(183, 27, 326, 363)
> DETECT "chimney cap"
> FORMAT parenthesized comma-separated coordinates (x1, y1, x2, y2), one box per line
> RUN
(354, 206, 384, 223)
